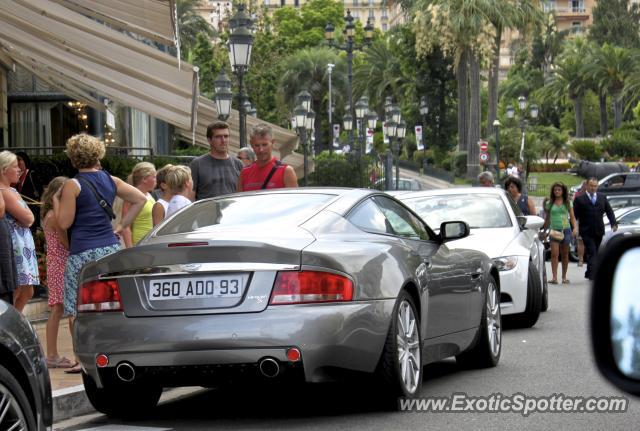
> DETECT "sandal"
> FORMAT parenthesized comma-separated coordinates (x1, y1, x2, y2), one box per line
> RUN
(46, 356, 74, 369)
(562, 279, 570, 284)
(549, 279, 558, 284)
(64, 363, 82, 374)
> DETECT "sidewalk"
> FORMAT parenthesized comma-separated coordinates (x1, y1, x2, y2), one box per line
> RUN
(26, 301, 95, 422)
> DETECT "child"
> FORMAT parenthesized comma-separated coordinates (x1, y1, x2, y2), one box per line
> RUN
(152, 164, 173, 226)
(41, 176, 74, 368)
(165, 165, 193, 218)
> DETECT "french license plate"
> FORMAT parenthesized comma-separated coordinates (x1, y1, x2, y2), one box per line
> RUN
(147, 275, 243, 301)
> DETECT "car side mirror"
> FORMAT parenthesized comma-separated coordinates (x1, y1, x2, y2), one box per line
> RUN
(440, 221, 470, 242)
(517, 215, 544, 230)
(591, 234, 640, 395)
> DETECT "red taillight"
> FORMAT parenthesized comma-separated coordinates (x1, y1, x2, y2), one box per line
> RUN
(269, 271, 354, 305)
(78, 279, 122, 312)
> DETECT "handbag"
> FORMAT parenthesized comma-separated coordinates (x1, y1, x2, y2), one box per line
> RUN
(549, 229, 564, 241)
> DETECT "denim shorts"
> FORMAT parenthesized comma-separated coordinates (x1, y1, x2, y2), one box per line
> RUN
(551, 227, 573, 245)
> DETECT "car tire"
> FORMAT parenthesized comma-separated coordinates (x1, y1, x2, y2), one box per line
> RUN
(377, 290, 422, 400)
(509, 263, 542, 328)
(0, 363, 36, 431)
(82, 372, 162, 419)
(541, 263, 549, 312)
(456, 275, 501, 368)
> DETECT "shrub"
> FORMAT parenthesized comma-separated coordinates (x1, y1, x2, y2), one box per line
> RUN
(569, 140, 601, 161)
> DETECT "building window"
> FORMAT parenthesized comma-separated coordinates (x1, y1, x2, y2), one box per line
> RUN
(280, 0, 285, 6)
(368, 9, 375, 19)
(264, 0, 270, 6)
(572, 21, 582, 33)
(571, 0, 584, 12)
(381, 8, 387, 18)
(368, 0, 374, 5)
(353, 0, 358, 6)
(542, 1, 556, 12)
(382, 23, 387, 31)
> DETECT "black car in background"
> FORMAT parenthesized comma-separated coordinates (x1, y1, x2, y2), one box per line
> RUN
(0, 300, 52, 430)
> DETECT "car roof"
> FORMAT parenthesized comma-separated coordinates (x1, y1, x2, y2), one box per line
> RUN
(600, 172, 640, 182)
(393, 186, 506, 200)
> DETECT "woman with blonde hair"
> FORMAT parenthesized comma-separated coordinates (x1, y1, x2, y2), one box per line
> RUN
(0, 150, 38, 312)
(122, 161, 156, 247)
(53, 134, 146, 372)
(165, 165, 193, 218)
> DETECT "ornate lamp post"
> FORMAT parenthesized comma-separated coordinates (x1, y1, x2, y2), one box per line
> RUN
(325, 10, 373, 162)
(395, 121, 406, 190)
(294, 102, 309, 186)
(493, 119, 501, 179)
(228, 4, 254, 147)
(506, 95, 538, 178)
(419, 96, 429, 172)
(214, 69, 233, 121)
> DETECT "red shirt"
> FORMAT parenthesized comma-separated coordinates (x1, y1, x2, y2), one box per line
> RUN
(240, 157, 287, 191)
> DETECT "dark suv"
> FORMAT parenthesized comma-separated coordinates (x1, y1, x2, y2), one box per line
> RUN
(597, 173, 640, 196)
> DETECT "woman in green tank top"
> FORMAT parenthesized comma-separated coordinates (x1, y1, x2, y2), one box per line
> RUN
(543, 182, 578, 284)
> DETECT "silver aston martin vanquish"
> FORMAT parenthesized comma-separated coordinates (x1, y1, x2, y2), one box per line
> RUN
(73, 188, 501, 417)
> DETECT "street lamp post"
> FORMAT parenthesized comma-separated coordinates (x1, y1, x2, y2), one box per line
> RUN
(395, 121, 406, 190)
(327, 63, 335, 153)
(228, 4, 254, 148)
(506, 95, 538, 178)
(492, 119, 501, 179)
(383, 120, 397, 190)
(325, 10, 373, 164)
(419, 95, 429, 172)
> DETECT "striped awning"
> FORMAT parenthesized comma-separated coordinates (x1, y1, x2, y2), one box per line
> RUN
(0, 0, 196, 130)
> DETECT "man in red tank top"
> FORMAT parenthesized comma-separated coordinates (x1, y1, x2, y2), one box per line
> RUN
(237, 124, 298, 191)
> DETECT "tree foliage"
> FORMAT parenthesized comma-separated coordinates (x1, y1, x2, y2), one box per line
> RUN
(589, 0, 640, 48)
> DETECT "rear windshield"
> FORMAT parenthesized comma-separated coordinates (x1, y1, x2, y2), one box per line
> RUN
(402, 194, 512, 230)
(155, 193, 336, 236)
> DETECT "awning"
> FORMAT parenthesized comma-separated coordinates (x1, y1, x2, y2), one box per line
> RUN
(0, 0, 196, 130)
(176, 97, 309, 176)
(49, 0, 178, 47)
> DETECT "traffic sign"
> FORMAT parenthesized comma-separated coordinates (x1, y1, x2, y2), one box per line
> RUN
(479, 153, 489, 162)
(479, 140, 488, 152)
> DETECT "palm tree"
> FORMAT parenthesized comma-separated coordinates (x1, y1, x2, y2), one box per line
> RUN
(177, 0, 215, 61)
(353, 38, 406, 116)
(537, 38, 590, 137)
(486, 0, 542, 136)
(278, 47, 345, 152)
(584, 43, 635, 130)
(414, 0, 492, 177)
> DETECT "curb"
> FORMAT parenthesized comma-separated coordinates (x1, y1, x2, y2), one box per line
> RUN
(53, 385, 95, 422)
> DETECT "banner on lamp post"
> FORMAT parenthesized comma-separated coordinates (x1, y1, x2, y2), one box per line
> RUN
(366, 128, 374, 154)
(415, 125, 424, 151)
(333, 124, 340, 148)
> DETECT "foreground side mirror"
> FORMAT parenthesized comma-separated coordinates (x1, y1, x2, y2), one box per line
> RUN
(440, 221, 470, 242)
(591, 234, 640, 395)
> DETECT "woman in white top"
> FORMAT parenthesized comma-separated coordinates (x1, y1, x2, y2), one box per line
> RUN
(164, 165, 193, 218)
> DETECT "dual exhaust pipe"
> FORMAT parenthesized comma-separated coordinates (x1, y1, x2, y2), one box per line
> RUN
(114, 357, 283, 382)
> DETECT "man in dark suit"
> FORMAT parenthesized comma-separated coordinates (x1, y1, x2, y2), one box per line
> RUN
(573, 177, 618, 280)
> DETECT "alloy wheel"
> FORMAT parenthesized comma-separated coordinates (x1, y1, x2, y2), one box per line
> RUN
(396, 299, 421, 394)
(486, 281, 501, 357)
(0, 382, 28, 431)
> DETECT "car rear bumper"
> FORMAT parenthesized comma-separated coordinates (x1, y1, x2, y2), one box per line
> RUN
(74, 299, 395, 387)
